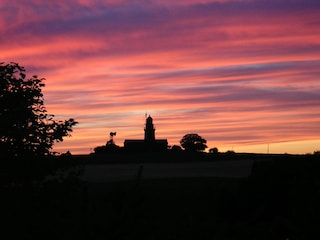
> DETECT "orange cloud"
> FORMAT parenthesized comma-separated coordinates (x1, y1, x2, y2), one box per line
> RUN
(2, 0, 320, 154)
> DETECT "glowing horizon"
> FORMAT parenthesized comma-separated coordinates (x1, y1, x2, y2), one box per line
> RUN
(2, 0, 320, 154)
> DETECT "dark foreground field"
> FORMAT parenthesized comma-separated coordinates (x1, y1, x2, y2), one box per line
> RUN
(1, 154, 320, 240)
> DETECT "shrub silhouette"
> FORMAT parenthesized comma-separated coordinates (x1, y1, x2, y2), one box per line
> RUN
(171, 145, 183, 152)
(209, 147, 219, 154)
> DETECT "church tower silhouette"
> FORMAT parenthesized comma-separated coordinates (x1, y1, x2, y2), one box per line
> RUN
(144, 115, 155, 142)
(124, 115, 168, 152)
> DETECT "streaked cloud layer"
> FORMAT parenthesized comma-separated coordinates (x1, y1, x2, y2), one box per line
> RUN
(2, 0, 320, 154)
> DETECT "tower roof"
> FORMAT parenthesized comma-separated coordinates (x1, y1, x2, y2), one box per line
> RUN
(146, 115, 153, 123)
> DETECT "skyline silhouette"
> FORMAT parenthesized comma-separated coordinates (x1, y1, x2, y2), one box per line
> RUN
(1, 59, 320, 239)
(2, 0, 320, 154)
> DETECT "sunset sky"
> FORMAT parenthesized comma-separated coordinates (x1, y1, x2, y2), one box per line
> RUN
(2, 0, 320, 154)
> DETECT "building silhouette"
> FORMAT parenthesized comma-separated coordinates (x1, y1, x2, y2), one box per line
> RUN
(124, 115, 168, 152)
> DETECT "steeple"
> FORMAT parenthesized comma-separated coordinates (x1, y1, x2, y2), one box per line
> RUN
(144, 115, 155, 142)
(124, 115, 168, 152)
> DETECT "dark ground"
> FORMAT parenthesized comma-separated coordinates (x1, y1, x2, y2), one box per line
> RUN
(1, 153, 320, 240)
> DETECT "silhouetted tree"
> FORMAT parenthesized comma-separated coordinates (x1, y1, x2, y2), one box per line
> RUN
(94, 145, 107, 153)
(209, 147, 219, 154)
(0, 62, 78, 161)
(180, 133, 207, 152)
(171, 145, 183, 152)
(94, 144, 121, 153)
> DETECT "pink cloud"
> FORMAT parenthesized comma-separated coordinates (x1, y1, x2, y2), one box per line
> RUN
(2, 0, 320, 154)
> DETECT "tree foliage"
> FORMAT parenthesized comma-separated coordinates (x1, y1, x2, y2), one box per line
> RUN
(171, 145, 183, 152)
(209, 147, 219, 154)
(180, 133, 207, 152)
(0, 62, 78, 159)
